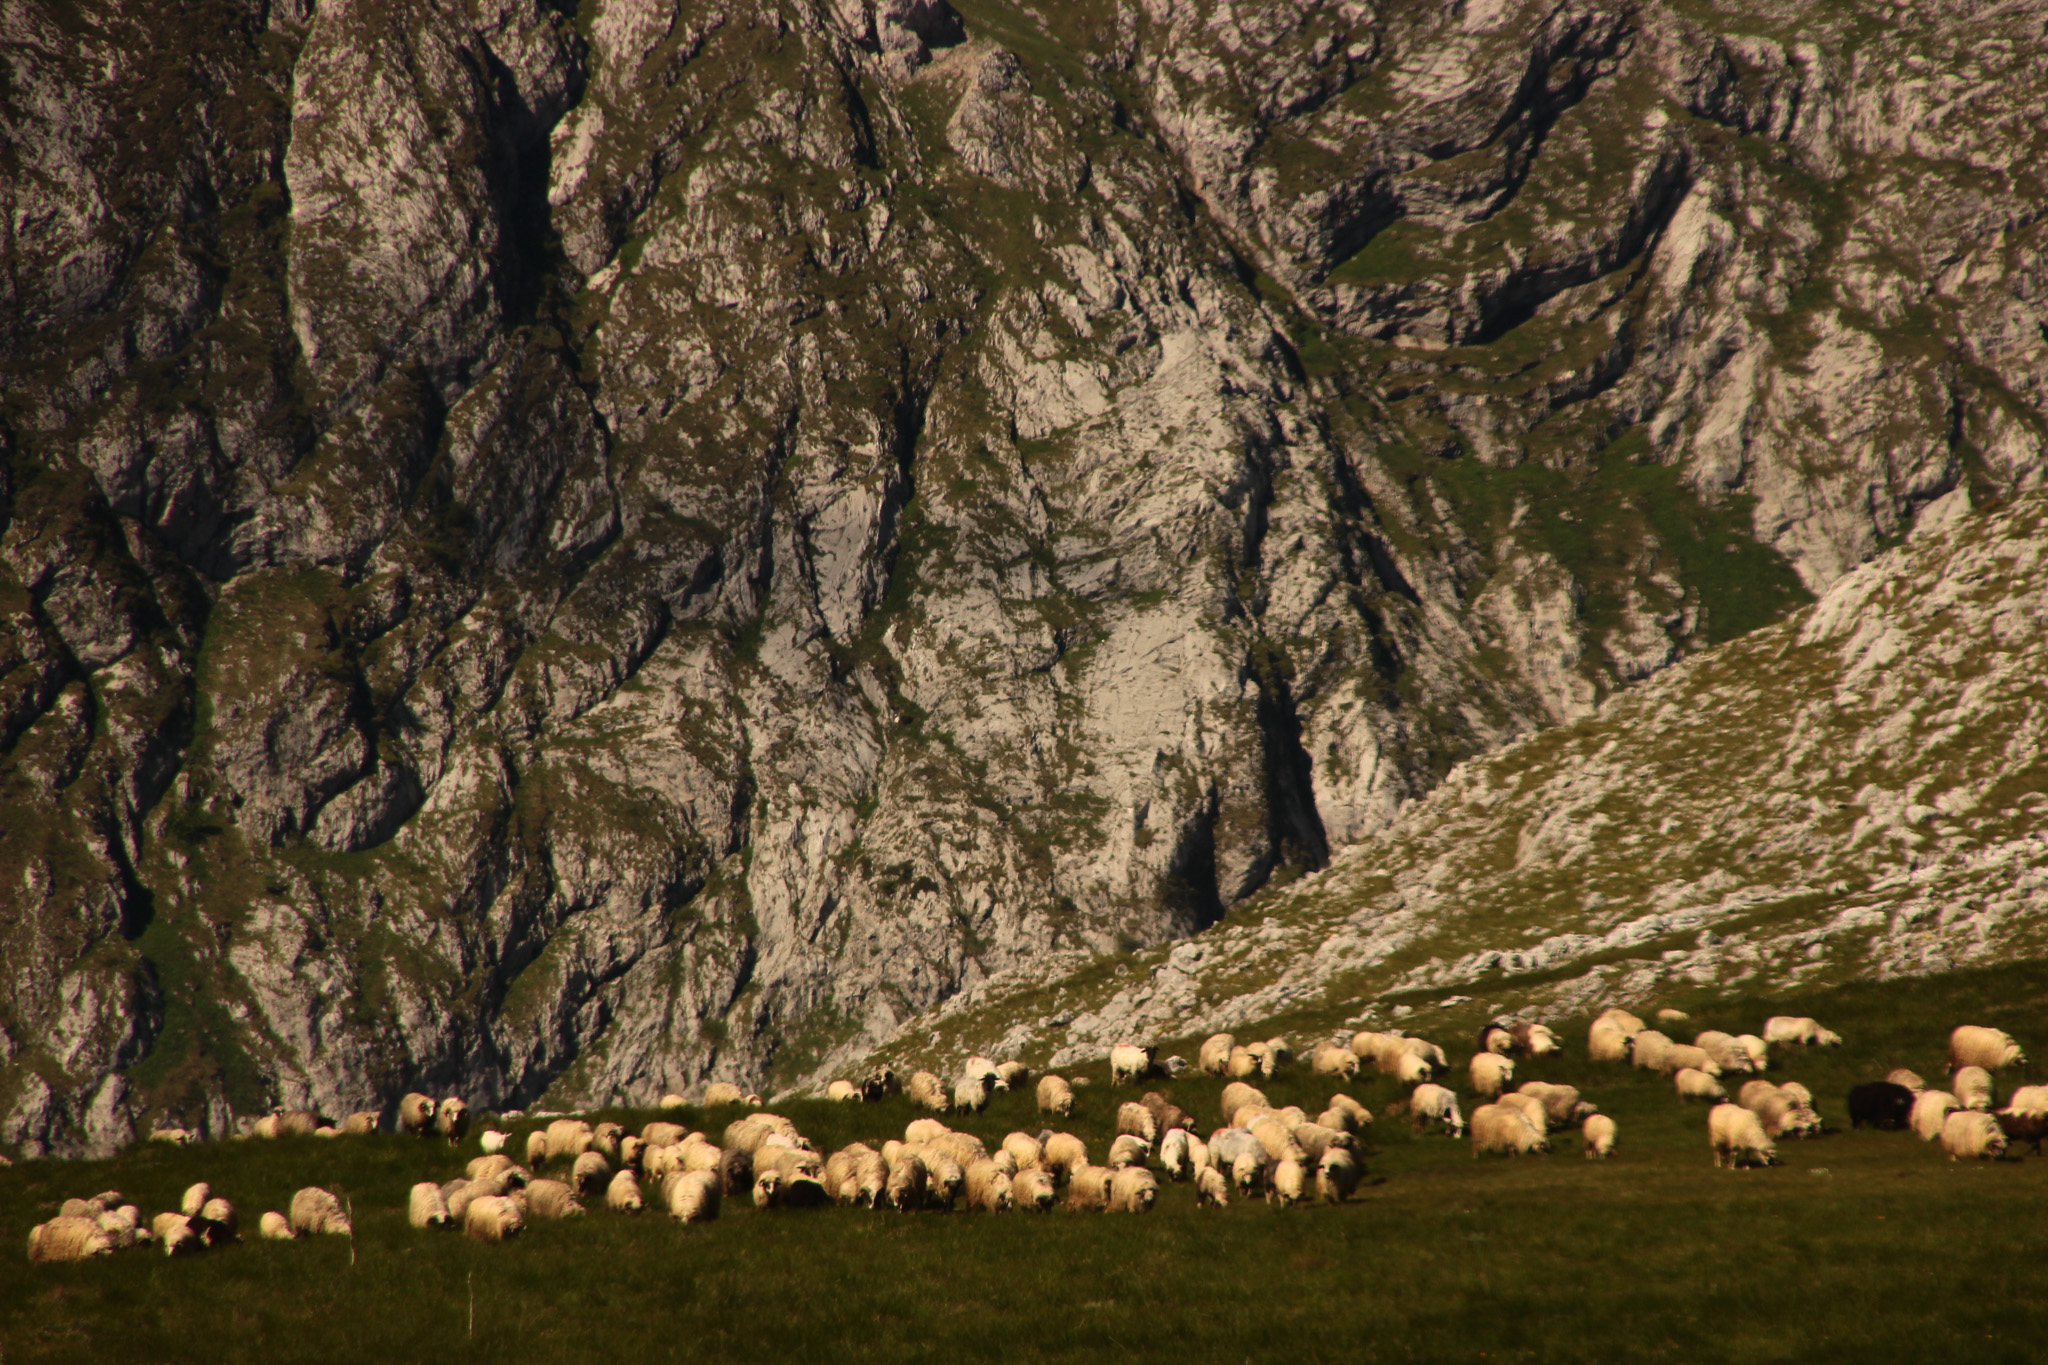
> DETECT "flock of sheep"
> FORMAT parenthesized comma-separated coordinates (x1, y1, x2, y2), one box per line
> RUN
(23, 1007, 2042, 1263)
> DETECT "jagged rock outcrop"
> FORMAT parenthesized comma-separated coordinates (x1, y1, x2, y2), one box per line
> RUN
(873, 490, 2048, 1076)
(0, 0, 2041, 1154)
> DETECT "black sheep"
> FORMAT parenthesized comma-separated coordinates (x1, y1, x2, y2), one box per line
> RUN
(1847, 1081, 1915, 1130)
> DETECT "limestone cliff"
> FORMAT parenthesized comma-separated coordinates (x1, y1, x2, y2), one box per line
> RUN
(0, 0, 2040, 1154)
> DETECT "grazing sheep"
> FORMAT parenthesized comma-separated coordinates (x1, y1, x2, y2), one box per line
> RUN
(1116, 1102, 1159, 1144)
(703, 1082, 746, 1106)
(1587, 1021, 1633, 1064)
(1951, 1026, 2027, 1072)
(1695, 1032, 1753, 1074)
(964, 1160, 1014, 1213)
(1676, 1068, 1728, 1104)
(1262, 1038, 1294, 1074)
(882, 1150, 926, 1211)
(1518, 1082, 1590, 1127)
(465, 1194, 524, 1243)
(1107, 1134, 1151, 1170)
(545, 1118, 595, 1160)
(1200, 1033, 1237, 1077)
(1003, 1167, 1052, 1212)
(606, 1170, 644, 1213)
(953, 1075, 995, 1114)
(1778, 1081, 1815, 1109)
(1911, 1090, 1963, 1141)
(1887, 1068, 1928, 1094)
(1036, 1075, 1075, 1116)
(1582, 1113, 1617, 1158)
(29, 1216, 115, 1263)
(1326, 1092, 1372, 1131)
(1316, 1148, 1361, 1203)
(906, 1071, 951, 1114)
(921, 1149, 967, 1208)
(1953, 1066, 1996, 1111)
(526, 1178, 585, 1219)
(1312, 1040, 1360, 1080)
(1497, 1093, 1549, 1135)
(1996, 1087, 2048, 1153)
(152, 1212, 202, 1257)
(1159, 1128, 1192, 1180)
(1002, 1131, 1043, 1170)
(289, 1187, 352, 1236)
(715, 1147, 753, 1198)
(904, 1117, 949, 1145)
(1139, 1091, 1195, 1136)
(1393, 1049, 1436, 1084)
(665, 1170, 722, 1223)
(1848, 1082, 1916, 1130)
(1478, 1024, 1514, 1055)
(1708, 1103, 1779, 1169)
(1595, 1007, 1646, 1036)
(1226, 1046, 1263, 1080)
(1943, 1109, 2008, 1160)
(1512, 1022, 1561, 1057)
(642, 1120, 688, 1147)
(180, 1182, 212, 1217)
(1195, 1166, 1230, 1207)
(1110, 1044, 1155, 1086)
(1230, 1151, 1267, 1197)
(618, 1136, 645, 1171)
(572, 1150, 611, 1196)
(1292, 1123, 1351, 1164)
(1066, 1165, 1115, 1211)
(340, 1111, 379, 1135)
(1764, 1016, 1843, 1048)
(589, 1122, 624, 1160)
(827, 1080, 860, 1102)
(398, 1093, 437, 1136)
(477, 1129, 508, 1156)
(409, 1182, 452, 1229)
(843, 1148, 886, 1208)
(150, 1127, 197, 1145)
(1249, 1115, 1308, 1164)
(659, 1093, 688, 1110)
(998, 1060, 1032, 1091)
(1267, 1157, 1307, 1206)
(1760, 1096, 1823, 1139)
(1469, 1053, 1514, 1098)
(1208, 1127, 1261, 1170)
(1734, 1035, 1770, 1070)
(1221, 1082, 1270, 1122)
(1109, 1166, 1159, 1213)
(258, 1211, 294, 1240)
(1408, 1084, 1465, 1137)
(926, 1130, 989, 1168)
(435, 1097, 470, 1144)
(1470, 1103, 1547, 1157)
(1042, 1132, 1088, 1180)
(1656, 1008, 1690, 1024)
(525, 1130, 550, 1167)
(1628, 1030, 1674, 1071)
(1660, 1044, 1720, 1077)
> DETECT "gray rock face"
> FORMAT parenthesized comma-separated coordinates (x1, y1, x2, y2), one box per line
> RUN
(0, 0, 2041, 1154)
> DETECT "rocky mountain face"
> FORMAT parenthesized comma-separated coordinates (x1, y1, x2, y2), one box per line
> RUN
(0, 0, 2041, 1155)
(869, 489, 2048, 1078)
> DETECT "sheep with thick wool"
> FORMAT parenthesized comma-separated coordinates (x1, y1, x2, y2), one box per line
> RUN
(607, 1170, 644, 1213)
(1037, 1075, 1075, 1116)
(435, 1097, 470, 1144)
(665, 1170, 722, 1223)
(1220, 1081, 1270, 1122)
(526, 1178, 585, 1220)
(1660, 1044, 1720, 1077)
(289, 1187, 352, 1236)
(545, 1118, 595, 1160)
(398, 1093, 437, 1136)
(1888, 1068, 1927, 1094)
(572, 1150, 611, 1196)
(1471, 1103, 1547, 1156)
(1196, 1166, 1231, 1207)
(1588, 1020, 1633, 1063)
(1108, 1166, 1159, 1213)
(1107, 1134, 1151, 1169)
(466, 1194, 524, 1242)
(1953, 1066, 1996, 1111)
(1200, 1033, 1236, 1077)
(409, 1182, 451, 1229)
(905, 1071, 951, 1113)
(1497, 1093, 1550, 1134)
(702, 1082, 746, 1106)
(1116, 1101, 1159, 1144)
(1159, 1128, 1192, 1181)
(1629, 1030, 1674, 1071)
(1013, 1168, 1058, 1211)
(1734, 1035, 1770, 1070)
(29, 1216, 114, 1263)
(1312, 1039, 1360, 1080)
(1764, 1016, 1843, 1048)
(1042, 1132, 1088, 1180)
(953, 1075, 994, 1114)
(1066, 1165, 1115, 1210)
(1469, 1052, 1514, 1098)
(1408, 1084, 1465, 1137)
(964, 1160, 1014, 1213)
(1109, 1044, 1155, 1086)
(1943, 1109, 2008, 1160)
(1316, 1148, 1360, 1203)
(1911, 1090, 1962, 1140)
(1676, 1068, 1727, 1103)
(1694, 1032, 1754, 1074)
(1582, 1113, 1618, 1158)
(1267, 1157, 1307, 1206)
(827, 1080, 860, 1102)
(1518, 1082, 1591, 1126)
(1949, 1025, 2026, 1071)
(1708, 1103, 1778, 1168)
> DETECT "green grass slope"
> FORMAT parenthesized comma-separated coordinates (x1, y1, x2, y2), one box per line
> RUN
(6, 963, 2048, 1363)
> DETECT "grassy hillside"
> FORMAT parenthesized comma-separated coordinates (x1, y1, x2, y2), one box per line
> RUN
(7, 961, 2048, 1363)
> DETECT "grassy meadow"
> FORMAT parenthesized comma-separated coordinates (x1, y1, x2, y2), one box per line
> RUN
(8, 960, 2048, 1363)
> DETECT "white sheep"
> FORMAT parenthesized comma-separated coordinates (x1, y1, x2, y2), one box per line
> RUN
(545, 1118, 595, 1160)
(1311, 1039, 1360, 1080)
(150, 1127, 196, 1145)
(1159, 1128, 1192, 1181)
(28, 1217, 114, 1263)
(1763, 1016, 1843, 1048)
(1407, 1084, 1465, 1136)
(465, 1194, 524, 1242)
(258, 1211, 294, 1240)
(1694, 1032, 1754, 1074)
(1109, 1044, 1154, 1085)
(665, 1170, 722, 1222)
(1657, 1008, 1690, 1024)
(525, 1130, 550, 1167)
(606, 1170, 644, 1213)
(1315, 1149, 1360, 1203)
(703, 1082, 746, 1106)
(1196, 1166, 1230, 1207)
(153, 1212, 203, 1257)
(1587, 1020, 1633, 1063)
(1469, 1053, 1514, 1098)
(1042, 1132, 1088, 1180)
(1676, 1068, 1728, 1103)
(398, 1093, 437, 1136)
(964, 1160, 1013, 1213)
(1953, 1066, 1996, 1111)
(526, 1178, 585, 1219)
(1107, 1134, 1151, 1170)
(1108, 1166, 1158, 1213)
(1708, 1103, 1779, 1169)
(1200, 1033, 1237, 1077)
(1594, 1007, 1646, 1035)
(1660, 1044, 1721, 1077)
(479, 1130, 508, 1155)
(1220, 1081, 1270, 1123)
(1470, 1103, 1546, 1156)
(1950, 1026, 2026, 1071)
(659, 1092, 688, 1109)
(1734, 1035, 1770, 1070)
(409, 1182, 451, 1229)
(572, 1150, 612, 1195)
(1517, 1082, 1590, 1126)
(1943, 1109, 2008, 1160)
(436, 1097, 470, 1144)
(1887, 1068, 1927, 1094)
(1267, 1157, 1306, 1206)
(1230, 1151, 1266, 1197)
(953, 1075, 994, 1113)
(1582, 1113, 1617, 1158)
(289, 1187, 352, 1236)
(1911, 1089, 1962, 1140)
(1012, 1168, 1057, 1211)
(827, 1080, 860, 1102)
(1066, 1165, 1115, 1211)
(1497, 1092, 1549, 1135)
(1036, 1075, 1075, 1116)
(1326, 1092, 1373, 1132)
